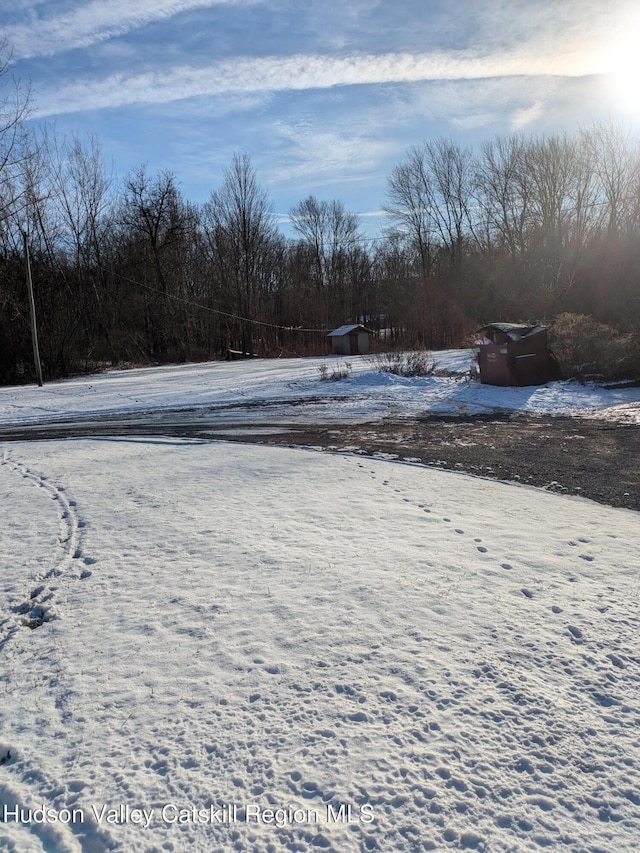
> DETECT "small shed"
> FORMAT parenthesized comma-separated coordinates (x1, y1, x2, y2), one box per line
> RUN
(476, 323, 550, 387)
(327, 324, 374, 356)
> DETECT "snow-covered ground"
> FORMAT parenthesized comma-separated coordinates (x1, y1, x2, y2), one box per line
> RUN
(0, 350, 639, 427)
(1, 354, 639, 852)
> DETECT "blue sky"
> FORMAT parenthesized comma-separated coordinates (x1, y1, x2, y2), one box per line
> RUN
(4, 0, 640, 236)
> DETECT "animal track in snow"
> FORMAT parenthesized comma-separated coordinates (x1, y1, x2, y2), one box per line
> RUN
(362, 460, 520, 576)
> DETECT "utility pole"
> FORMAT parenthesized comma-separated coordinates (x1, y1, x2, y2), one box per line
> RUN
(23, 230, 43, 387)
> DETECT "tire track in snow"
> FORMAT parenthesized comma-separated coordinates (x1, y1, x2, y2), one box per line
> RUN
(1, 450, 89, 636)
(0, 454, 113, 852)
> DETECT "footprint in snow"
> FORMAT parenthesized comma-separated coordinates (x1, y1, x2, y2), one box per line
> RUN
(477, 546, 488, 553)
(568, 626, 584, 643)
(347, 711, 368, 723)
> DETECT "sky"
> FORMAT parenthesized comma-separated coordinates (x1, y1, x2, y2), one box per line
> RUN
(4, 0, 640, 237)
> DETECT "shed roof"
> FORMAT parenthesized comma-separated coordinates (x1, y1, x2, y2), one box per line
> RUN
(327, 324, 374, 337)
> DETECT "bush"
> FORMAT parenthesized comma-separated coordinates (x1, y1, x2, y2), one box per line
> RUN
(549, 313, 640, 382)
(317, 361, 352, 381)
(368, 351, 437, 377)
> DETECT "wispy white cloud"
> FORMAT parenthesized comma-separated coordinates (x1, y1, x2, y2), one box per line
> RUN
(405, 76, 564, 134)
(268, 119, 395, 193)
(510, 101, 546, 131)
(32, 46, 613, 118)
(5, 0, 255, 60)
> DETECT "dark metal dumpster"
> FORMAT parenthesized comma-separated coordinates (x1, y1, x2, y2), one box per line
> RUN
(477, 323, 550, 387)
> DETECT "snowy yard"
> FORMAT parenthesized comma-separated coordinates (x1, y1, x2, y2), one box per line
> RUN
(1, 355, 640, 852)
(0, 351, 639, 428)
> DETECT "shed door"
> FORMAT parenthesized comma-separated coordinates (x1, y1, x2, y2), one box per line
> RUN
(349, 334, 359, 355)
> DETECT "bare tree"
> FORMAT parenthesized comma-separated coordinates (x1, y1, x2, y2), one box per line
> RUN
(384, 139, 477, 276)
(422, 138, 478, 267)
(581, 120, 640, 235)
(384, 149, 435, 279)
(523, 135, 577, 247)
(475, 135, 532, 258)
(46, 130, 113, 270)
(288, 195, 363, 324)
(119, 165, 191, 359)
(0, 45, 33, 383)
(289, 196, 360, 286)
(203, 153, 278, 355)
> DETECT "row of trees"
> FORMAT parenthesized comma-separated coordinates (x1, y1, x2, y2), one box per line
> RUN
(385, 131, 640, 333)
(1, 48, 640, 383)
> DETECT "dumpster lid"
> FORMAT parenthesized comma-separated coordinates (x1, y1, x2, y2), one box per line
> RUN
(477, 322, 546, 343)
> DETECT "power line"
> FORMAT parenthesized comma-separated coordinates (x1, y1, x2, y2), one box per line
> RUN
(110, 268, 332, 334)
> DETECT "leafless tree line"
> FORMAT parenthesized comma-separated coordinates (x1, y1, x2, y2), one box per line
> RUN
(384, 130, 640, 345)
(1, 49, 640, 382)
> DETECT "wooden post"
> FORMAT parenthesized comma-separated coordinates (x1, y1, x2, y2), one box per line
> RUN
(23, 230, 43, 387)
